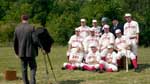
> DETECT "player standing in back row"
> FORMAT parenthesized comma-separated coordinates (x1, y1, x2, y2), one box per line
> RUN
(123, 13, 139, 62)
(91, 19, 102, 38)
(77, 18, 90, 39)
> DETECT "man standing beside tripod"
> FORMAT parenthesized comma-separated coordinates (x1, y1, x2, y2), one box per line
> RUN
(14, 14, 38, 84)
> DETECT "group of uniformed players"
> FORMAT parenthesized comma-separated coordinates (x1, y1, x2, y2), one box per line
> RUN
(62, 13, 140, 73)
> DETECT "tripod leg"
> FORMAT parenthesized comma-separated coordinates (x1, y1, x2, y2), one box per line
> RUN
(38, 41, 54, 83)
(43, 53, 50, 83)
(46, 54, 57, 83)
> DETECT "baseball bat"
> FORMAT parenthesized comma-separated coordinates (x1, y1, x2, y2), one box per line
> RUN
(126, 50, 128, 72)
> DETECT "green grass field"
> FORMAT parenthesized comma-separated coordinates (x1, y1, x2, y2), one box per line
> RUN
(0, 46, 150, 84)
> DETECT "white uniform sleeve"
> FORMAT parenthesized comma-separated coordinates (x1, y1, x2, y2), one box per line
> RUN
(96, 52, 101, 62)
(83, 37, 88, 52)
(110, 33, 115, 44)
(85, 52, 94, 63)
(86, 26, 90, 37)
(85, 53, 90, 63)
(114, 39, 117, 48)
(123, 23, 127, 36)
(135, 21, 139, 33)
(68, 36, 74, 44)
(99, 36, 103, 47)
(112, 52, 117, 64)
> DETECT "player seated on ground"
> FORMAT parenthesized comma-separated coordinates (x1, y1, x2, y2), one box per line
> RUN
(62, 48, 84, 70)
(80, 43, 105, 73)
(66, 28, 84, 61)
(103, 45, 118, 72)
(99, 24, 115, 61)
(114, 29, 139, 72)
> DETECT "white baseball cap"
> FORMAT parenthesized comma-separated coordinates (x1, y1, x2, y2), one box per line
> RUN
(80, 18, 86, 22)
(89, 28, 95, 31)
(89, 43, 97, 48)
(115, 29, 121, 33)
(107, 45, 114, 49)
(75, 28, 80, 31)
(124, 13, 132, 17)
(103, 24, 110, 29)
(92, 19, 97, 23)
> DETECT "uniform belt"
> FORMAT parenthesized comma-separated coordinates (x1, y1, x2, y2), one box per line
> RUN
(72, 47, 78, 48)
(71, 47, 80, 48)
(130, 37, 136, 39)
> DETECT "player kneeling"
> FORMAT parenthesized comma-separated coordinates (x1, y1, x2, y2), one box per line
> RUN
(115, 29, 139, 72)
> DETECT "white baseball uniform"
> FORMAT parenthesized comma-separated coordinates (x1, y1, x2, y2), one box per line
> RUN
(103, 51, 118, 72)
(99, 32, 115, 57)
(78, 26, 90, 39)
(83, 35, 99, 53)
(124, 20, 139, 56)
(67, 34, 83, 56)
(115, 35, 138, 69)
(80, 50, 104, 71)
(63, 51, 84, 70)
(115, 35, 136, 60)
(91, 26, 102, 38)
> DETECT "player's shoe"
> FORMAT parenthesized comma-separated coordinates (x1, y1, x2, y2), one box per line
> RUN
(99, 69, 104, 73)
(61, 67, 66, 70)
(134, 67, 140, 72)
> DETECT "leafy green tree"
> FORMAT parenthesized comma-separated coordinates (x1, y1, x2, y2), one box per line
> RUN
(31, 0, 54, 26)
(0, 0, 149, 46)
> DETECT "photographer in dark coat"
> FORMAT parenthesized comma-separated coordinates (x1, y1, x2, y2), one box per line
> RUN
(14, 14, 38, 84)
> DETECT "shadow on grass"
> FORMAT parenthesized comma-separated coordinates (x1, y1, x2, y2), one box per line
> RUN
(118, 63, 150, 73)
(59, 79, 84, 84)
(138, 63, 150, 71)
(0, 75, 2, 80)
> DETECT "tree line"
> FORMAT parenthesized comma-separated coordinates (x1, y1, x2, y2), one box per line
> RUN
(0, 0, 149, 47)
